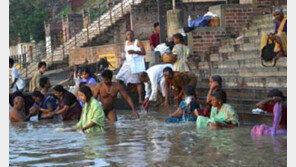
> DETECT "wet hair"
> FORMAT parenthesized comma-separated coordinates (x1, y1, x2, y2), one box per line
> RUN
(163, 67, 174, 76)
(10, 91, 24, 105)
(173, 33, 184, 43)
(101, 69, 113, 80)
(32, 91, 44, 99)
(53, 85, 65, 93)
(154, 22, 159, 28)
(9, 58, 14, 66)
(139, 72, 149, 80)
(184, 85, 196, 97)
(211, 75, 222, 88)
(211, 89, 227, 103)
(39, 77, 49, 88)
(267, 88, 286, 101)
(38, 61, 46, 69)
(79, 86, 93, 102)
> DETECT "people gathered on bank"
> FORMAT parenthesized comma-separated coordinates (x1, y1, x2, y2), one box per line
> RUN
(9, 27, 287, 137)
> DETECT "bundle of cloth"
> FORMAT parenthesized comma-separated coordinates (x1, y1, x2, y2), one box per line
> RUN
(184, 11, 218, 33)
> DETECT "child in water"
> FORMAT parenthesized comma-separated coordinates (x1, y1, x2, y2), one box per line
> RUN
(165, 85, 198, 123)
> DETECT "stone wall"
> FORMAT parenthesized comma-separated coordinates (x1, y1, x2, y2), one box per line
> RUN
(69, 40, 151, 68)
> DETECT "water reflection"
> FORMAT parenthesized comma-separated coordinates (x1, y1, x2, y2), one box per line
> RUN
(10, 110, 287, 166)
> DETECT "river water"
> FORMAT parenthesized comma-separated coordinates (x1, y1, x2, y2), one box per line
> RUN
(10, 110, 287, 167)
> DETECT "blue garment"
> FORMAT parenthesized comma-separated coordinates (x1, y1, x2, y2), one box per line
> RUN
(165, 115, 197, 123)
(79, 77, 98, 85)
(188, 16, 211, 28)
(179, 98, 197, 115)
(35, 95, 58, 120)
(165, 98, 198, 123)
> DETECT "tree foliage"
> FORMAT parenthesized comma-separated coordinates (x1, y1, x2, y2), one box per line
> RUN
(9, 0, 49, 45)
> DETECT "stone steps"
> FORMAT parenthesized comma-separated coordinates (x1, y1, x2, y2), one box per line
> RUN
(219, 42, 259, 53)
(241, 27, 274, 37)
(221, 36, 260, 46)
(200, 50, 260, 62)
(197, 66, 286, 77)
(197, 76, 286, 88)
(249, 22, 275, 30)
(198, 57, 287, 69)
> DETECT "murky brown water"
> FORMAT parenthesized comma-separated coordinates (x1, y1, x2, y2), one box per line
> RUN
(9, 110, 287, 167)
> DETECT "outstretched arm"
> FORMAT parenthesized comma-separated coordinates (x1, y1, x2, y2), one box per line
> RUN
(118, 85, 140, 119)
(164, 80, 170, 106)
(255, 97, 282, 109)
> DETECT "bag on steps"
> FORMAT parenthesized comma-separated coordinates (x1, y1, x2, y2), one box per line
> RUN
(261, 39, 277, 67)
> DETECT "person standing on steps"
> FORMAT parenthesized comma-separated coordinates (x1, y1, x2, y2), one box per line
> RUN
(116, 30, 146, 104)
(150, 22, 160, 51)
(29, 61, 46, 92)
(171, 33, 190, 72)
(9, 58, 26, 93)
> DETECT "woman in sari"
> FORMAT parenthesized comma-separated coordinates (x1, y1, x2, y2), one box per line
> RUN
(44, 85, 82, 121)
(76, 86, 105, 133)
(251, 89, 287, 136)
(195, 89, 239, 129)
(260, 7, 287, 59)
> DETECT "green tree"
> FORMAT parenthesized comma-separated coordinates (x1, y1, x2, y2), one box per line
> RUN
(9, 0, 49, 45)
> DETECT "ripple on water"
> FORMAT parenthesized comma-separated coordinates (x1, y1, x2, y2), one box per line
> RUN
(10, 110, 287, 166)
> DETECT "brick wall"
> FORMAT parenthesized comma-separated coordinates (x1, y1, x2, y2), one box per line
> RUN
(240, 0, 286, 6)
(130, 1, 226, 42)
(223, 6, 257, 35)
(190, 27, 228, 55)
(210, 4, 274, 36)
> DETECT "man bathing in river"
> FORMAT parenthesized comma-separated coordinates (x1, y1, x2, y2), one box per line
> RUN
(10, 96, 30, 122)
(93, 69, 140, 122)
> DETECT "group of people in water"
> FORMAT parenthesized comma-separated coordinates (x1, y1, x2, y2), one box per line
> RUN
(9, 9, 287, 136)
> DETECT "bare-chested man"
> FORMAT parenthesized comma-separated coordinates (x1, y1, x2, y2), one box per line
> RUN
(93, 69, 140, 122)
(9, 96, 30, 122)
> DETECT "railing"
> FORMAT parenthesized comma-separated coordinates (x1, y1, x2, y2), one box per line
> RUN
(14, 0, 143, 79)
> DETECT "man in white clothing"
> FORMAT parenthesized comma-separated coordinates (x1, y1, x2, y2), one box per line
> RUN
(139, 64, 173, 111)
(9, 58, 26, 93)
